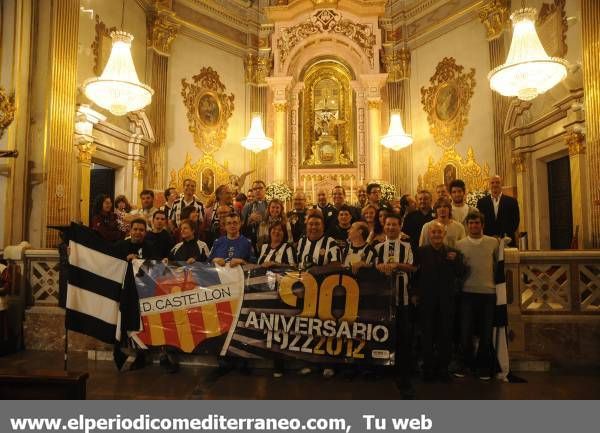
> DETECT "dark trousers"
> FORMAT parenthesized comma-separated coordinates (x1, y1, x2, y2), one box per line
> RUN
(459, 292, 496, 373)
(395, 305, 412, 379)
(420, 296, 454, 375)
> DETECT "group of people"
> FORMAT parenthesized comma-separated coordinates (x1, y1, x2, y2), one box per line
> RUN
(88, 174, 520, 391)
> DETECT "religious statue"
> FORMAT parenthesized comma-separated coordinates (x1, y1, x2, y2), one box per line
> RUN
(314, 109, 346, 140)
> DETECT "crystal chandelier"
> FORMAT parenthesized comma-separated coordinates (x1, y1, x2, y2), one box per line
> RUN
(381, 0, 413, 151)
(83, 31, 153, 116)
(241, 114, 273, 153)
(241, 0, 272, 153)
(381, 111, 413, 150)
(488, 8, 568, 101)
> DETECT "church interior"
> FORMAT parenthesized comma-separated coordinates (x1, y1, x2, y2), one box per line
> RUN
(0, 0, 599, 399)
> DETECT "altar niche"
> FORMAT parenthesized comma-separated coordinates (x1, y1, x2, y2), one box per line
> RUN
(300, 61, 356, 168)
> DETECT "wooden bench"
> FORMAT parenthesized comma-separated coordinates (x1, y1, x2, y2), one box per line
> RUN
(0, 369, 89, 399)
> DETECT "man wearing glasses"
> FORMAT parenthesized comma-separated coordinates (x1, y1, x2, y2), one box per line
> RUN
(209, 213, 256, 266)
(241, 180, 268, 245)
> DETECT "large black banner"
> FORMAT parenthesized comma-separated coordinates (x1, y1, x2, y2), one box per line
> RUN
(132, 262, 397, 365)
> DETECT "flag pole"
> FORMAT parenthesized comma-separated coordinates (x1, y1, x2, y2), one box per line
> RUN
(64, 327, 69, 371)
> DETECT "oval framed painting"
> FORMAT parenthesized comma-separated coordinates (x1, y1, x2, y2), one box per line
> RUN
(434, 82, 460, 122)
(197, 92, 221, 128)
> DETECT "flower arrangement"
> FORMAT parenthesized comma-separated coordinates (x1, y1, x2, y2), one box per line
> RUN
(466, 190, 488, 208)
(265, 182, 293, 202)
(372, 181, 397, 203)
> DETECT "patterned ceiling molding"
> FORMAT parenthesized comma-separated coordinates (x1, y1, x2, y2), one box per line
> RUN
(420, 57, 476, 150)
(182, 0, 252, 33)
(276, 9, 377, 71)
(172, 2, 249, 48)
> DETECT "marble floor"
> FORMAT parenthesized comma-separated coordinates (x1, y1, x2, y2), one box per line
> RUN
(1, 351, 599, 399)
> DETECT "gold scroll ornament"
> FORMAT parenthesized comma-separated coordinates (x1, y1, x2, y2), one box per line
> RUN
(420, 57, 476, 150)
(181, 67, 234, 155)
(169, 153, 231, 204)
(417, 146, 491, 193)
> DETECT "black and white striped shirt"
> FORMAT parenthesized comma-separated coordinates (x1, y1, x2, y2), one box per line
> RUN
(257, 243, 296, 266)
(170, 197, 205, 227)
(296, 235, 341, 267)
(374, 237, 414, 306)
(343, 243, 376, 267)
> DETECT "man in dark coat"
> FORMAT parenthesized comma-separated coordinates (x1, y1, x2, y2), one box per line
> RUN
(402, 190, 434, 253)
(477, 175, 520, 246)
(413, 221, 467, 382)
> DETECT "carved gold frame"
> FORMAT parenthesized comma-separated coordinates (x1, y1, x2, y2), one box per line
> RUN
(92, 15, 117, 76)
(168, 153, 231, 204)
(0, 86, 16, 139)
(181, 67, 234, 155)
(301, 61, 354, 167)
(537, 0, 568, 57)
(417, 147, 491, 193)
(420, 57, 476, 150)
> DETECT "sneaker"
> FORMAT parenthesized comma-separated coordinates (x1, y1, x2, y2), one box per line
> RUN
(477, 368, 492, 380)
(453, 368, 467, 378)
(299, 367, 312, 375)
(322, 368, 335, 378)
(273, 371, 283, 379)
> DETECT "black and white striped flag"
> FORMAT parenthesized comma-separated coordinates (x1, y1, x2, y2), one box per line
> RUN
(493, 237, 510, 381)
(66, 223, 128, 344)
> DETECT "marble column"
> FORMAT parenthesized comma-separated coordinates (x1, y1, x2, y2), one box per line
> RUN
(359, 74, 387, 182)
(566, 130, 588, 248)
(367, 98, 383, 181)
(266, 76, 293, 183)
(146, 4, 179, 189)
(511, 151, 527, 248)
(74, 105, 105, 225)
(75, 141, 96, 225)
(273, 101, 288, 182)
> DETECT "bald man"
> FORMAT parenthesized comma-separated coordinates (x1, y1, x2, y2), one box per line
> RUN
(413, 221, 466, 382)
(476, 175, 520, 246)
(287, 191, 308, 244)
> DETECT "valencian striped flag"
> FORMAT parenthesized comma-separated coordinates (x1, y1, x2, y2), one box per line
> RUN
(66, 223, 128, 344)
(130, 261, 244, 353)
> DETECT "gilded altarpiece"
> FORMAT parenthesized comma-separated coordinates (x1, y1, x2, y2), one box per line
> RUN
(418, 57, 490, 192)
(169, 153, 231, 204)
(301, 62, 355, 167)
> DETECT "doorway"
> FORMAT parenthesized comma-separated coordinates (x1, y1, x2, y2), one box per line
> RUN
(547, 156, 573, 249)
(89, 162, 115, 225)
